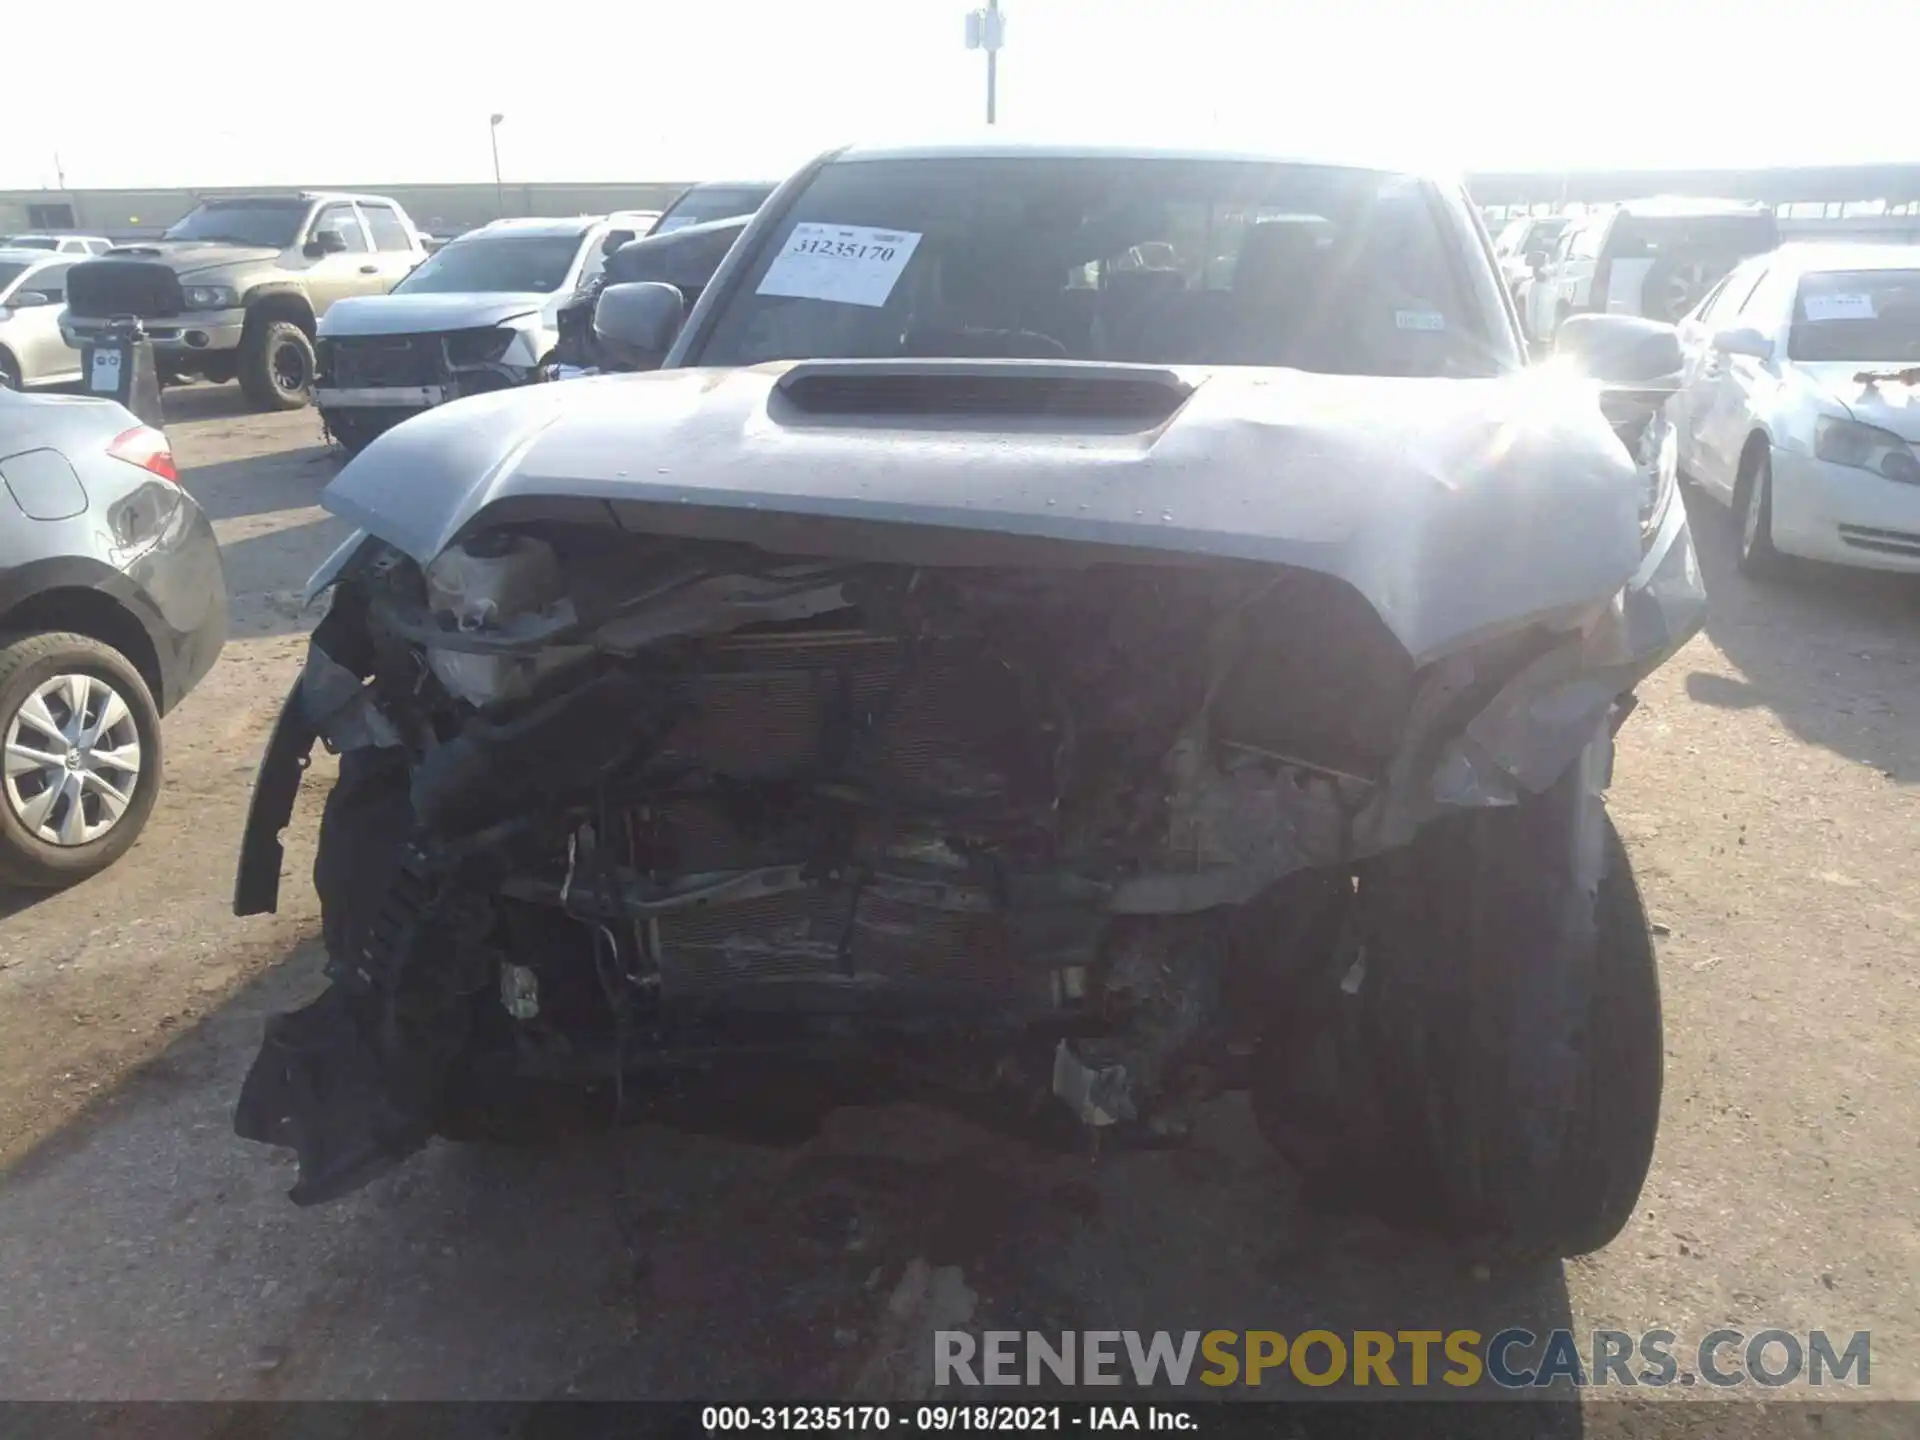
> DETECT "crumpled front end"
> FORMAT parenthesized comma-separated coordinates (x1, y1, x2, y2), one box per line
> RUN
(313, 322, 552, 449)
(231, 455, 1703, 1202)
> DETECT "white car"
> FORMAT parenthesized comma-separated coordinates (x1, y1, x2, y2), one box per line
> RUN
(1668, 242, 1920, 575)
(1490, 214, 1569, 301)
(312, 214, 653, 453)
(0, 234, 114, 256)
(0, 249, 84, 390)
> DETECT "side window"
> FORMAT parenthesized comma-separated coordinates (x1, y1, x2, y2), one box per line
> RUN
(574, 234, 609, 292)
(359, 202, 413, 253)
(1726, 265, 1771, 318)
(1691, 275, 1734, 323)
(1736, 267, 1796, 328)
(312, 203, 370, 253)
(23, 262, 72, 300)
(1569, 219, 1607, 260)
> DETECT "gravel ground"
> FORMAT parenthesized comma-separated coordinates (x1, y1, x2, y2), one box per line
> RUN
(0, 383, 1915, 1415)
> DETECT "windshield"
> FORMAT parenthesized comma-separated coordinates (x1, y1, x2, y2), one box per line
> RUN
(1495, 219, 1533, 254)
(393, 234, 583, 295)
(694, 157, 1498, 377)
(1789, 269, 1920, 364)
(7, 237, 58, 251)
(654, 186, 776, 235)
(163, 200, 308, 248)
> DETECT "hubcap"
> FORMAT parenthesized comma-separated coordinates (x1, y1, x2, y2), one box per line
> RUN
(3, 673, 143, 846)
(272, 342, 309, 394)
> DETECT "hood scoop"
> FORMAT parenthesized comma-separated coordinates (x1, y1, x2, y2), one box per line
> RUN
(774, 360, 1196, 426)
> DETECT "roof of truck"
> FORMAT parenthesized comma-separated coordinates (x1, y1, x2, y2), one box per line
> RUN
(830, 136, 1451, 182)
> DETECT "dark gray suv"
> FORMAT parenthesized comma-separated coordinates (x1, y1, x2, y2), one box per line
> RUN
(0, 391, 227, 886)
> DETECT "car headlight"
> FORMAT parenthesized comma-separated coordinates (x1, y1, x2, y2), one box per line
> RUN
(445, 327, 518, 366)
(180, 285, 239, 310)
(1814, 416, 1920, 485)
(1641, 411, 1678, 542)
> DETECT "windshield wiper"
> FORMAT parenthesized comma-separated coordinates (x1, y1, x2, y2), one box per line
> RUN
(1854, 366, 1920, 387)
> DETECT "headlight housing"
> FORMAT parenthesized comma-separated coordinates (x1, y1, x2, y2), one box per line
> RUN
(444, 326, 518, 366)
(1815, 416, 1920, 485)
(1640, 410, 1678, 542)
(180, 285, 239, 310)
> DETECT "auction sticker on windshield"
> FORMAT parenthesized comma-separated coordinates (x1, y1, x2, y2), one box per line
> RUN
(756, 223, 922, 308)
(1804, 292, 1877, 322)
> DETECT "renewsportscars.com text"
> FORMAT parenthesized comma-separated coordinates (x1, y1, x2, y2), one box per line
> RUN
(933, 1329, 1870, 1389)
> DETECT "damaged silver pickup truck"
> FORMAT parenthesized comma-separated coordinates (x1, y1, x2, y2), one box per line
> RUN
(232, 141, 1705, 1262)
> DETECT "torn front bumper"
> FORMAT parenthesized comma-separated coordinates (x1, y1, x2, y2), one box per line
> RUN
(232, 492, 1708, 926)
(314, 385, 451, 409)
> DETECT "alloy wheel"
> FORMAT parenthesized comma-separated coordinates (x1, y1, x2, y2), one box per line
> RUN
(3, 672, 144, 846)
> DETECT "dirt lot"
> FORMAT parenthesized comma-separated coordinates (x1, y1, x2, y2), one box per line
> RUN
(0, 384, 1916, 1412)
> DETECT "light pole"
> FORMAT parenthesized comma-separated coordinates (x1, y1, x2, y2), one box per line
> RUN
(964, 4, 1005, 124)
(489, 113, 506, 218)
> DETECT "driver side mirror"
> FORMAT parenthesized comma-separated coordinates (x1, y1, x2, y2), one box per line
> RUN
(1711, 326, 1773, 360)
(1524, 247, 1549, 273)
(593, 281, 685, 369)
(1554, 313, 1683, 391)
(303, 229, 348, 258)
(7, 290, 53, 309)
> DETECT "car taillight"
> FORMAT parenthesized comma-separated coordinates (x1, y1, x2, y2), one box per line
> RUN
(106, 425, 178, 484)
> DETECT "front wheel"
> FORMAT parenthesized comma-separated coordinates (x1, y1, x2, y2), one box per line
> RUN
(238, 317, 316, 411)
(321, 407, 396, 456)
(1737, 450, 1786, 579)
(1253, 747, 1662, 1263)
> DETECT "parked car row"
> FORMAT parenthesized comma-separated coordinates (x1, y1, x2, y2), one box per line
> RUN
(0, 182, 781, 413)
(1509, 198, 1780, 346)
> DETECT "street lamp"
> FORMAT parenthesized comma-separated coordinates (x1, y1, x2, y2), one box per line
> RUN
(963, 4, 1005, 124)
(489, 113, 506, 218)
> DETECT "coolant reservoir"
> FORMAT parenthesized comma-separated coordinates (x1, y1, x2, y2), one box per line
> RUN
(424, 533, 583, 706)
(426, 532, 564, 631)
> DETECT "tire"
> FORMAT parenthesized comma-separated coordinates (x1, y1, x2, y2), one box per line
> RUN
(322, 407, 393, 456)
(1641, 253, 1725, 323)
(237, 316, 316, 411)
(1736, 448, 1785, 579)
(0, 349, 20, 390)
(0, 631, 164, 888)
(1253, 751, 1662, 1263)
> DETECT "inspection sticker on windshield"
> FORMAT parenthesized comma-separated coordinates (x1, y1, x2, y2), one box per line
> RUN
(1804, 292, 1877, 322)
(756, 223, 922, 308)
(1395, 309, 1447, 331)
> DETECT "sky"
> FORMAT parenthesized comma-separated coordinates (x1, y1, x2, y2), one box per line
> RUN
(9, 0, 1920, 192)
